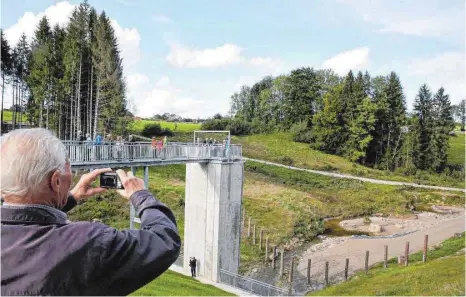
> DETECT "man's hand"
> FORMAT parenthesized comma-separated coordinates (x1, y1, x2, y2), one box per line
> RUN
(70, 168, 112, 200)
(116, 169, 146, 199)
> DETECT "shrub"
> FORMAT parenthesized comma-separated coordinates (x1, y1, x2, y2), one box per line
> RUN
(141, 123, 173, 137)
(200, 118, 230, 131)
(363, 216, 371, 225)
(290, 121, 313, 143)
(226, 119, 252, 135)
(278, 156, 294, 166)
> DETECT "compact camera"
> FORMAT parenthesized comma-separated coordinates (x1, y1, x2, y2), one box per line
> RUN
(100, 172, 124, 189)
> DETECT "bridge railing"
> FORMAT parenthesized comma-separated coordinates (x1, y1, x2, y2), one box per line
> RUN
(219, 269, 289, 296)
(63, 141, 242, 163)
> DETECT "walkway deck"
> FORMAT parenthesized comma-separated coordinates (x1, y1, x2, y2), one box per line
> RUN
(65, 141, 242, 169)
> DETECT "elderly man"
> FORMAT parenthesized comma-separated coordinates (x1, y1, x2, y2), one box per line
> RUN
(1, 128, 181, 296)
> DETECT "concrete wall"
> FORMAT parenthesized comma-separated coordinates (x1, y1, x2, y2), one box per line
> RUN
(183, 161, 243, 282)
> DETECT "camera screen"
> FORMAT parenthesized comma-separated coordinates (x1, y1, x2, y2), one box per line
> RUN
(100, 173, 122, 189)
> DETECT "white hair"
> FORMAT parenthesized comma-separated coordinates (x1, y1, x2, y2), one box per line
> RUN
(1, 128, 67, 198)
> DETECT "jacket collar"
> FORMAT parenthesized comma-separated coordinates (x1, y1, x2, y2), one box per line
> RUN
(1, 203, 68, 225)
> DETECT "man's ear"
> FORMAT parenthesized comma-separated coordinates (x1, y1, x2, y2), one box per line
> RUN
(49, 169, 61, 194)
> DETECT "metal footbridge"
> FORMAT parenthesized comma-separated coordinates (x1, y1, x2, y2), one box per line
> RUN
(65, 141, 242, 170)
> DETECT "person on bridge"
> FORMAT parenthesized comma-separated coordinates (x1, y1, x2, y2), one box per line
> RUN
(189, 257, 197, 277)
(0, 128, 181, 296)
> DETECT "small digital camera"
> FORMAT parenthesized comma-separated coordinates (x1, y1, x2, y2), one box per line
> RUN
(100, 172, 124, 189)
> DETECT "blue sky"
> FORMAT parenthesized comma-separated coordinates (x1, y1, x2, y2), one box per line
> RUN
(2, 0, 465, 118)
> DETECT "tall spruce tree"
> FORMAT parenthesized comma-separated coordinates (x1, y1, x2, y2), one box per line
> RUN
(383, 72, 406, 170)
(28, 16, 52, 128)
(432, 87, 454, 171)
(413, 84, 436, 170)
(1, 29, 12, 132)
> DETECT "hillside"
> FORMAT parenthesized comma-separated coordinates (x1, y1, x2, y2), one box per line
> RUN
(130, 270, 234, 296)
(68, 162, 465, 275)
(308, 234, 465, 296)
(128, 119, 200, 134)
(234, 133, 465, 188)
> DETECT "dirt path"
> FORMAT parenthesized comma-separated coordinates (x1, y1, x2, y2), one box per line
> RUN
(296, 212, 465, 291)
(244, 157, 465, 192)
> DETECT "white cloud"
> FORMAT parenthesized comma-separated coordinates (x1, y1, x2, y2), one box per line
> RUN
(126, 75, 205, 118)
(338, 0, 464, 40)
(110, 20, 141, 68)
(406, 52, 465, 104)
(4, 1, 75, 45)
(166, 43, 283, 71)
(126, 73, 149, 89)
(322, 47, 369, 75)
(4, 1, 141, 70)
(152, 14, 172, 23)
(166, 43, 244, 68)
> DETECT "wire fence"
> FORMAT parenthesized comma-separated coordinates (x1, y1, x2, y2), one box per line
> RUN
(219, 269, 289, 296)
(63, 141, 242, 163)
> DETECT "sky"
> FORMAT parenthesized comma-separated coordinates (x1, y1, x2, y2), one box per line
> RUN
(1, 0, 465, 118)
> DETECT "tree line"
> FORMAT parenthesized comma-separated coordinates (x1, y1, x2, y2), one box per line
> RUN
(0, 0, 130, 139)
(205, 67, 464, 173)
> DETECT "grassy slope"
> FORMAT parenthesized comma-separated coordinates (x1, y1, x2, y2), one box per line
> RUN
(234, 133, 464, 188)
(67, 163, 465, 288)
(130, 270, 234, 296)
(308, 234, 465, 296)
(129, 119, 200, 133)
(447, 132, 465, 166)
(1, 110, 28, 122)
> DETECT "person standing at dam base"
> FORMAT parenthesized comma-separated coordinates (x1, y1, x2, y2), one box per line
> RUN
(189, 257, 197, 277)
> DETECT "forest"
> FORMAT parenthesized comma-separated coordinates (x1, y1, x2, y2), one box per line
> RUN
(0, 0, 130, 140)
(203, 68, 465, 174)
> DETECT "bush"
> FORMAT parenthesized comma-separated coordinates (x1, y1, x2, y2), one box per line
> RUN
(226, 119, 252, 135)
(141, 123, 173, 137)
(290, 121, 313, 143)
(277, 156, 294, 166)
(200, 118, 230, 131)
(363, 216, 371, 225)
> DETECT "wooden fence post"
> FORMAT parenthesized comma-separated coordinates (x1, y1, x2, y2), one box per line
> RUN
(265, 237, 269, 261)
(272, 246, 277, 269)
(279, 250, 285, 276)
(253, 225, 256, 245)
(405, 242, 409, 266)
(423, 235, 428, 263)
(307, 259, 311, 284)
(365, 251, 369, 274)
(260, 229, 264, 250)
(242, 208, 245, 228)
(288, 256, 294, 282)
(247, 217, 251, 237)
(344, 258, 349, 280)
(384, 245, 388, 268)
(324, 261, 329, 287)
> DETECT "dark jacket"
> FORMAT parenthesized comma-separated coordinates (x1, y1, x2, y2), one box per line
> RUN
(1, 190, 181, 296)
(189, 259, 196, 268)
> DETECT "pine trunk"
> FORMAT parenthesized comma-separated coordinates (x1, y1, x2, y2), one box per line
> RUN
(77, 56, 82, 135)
(12, 80, 16, 128)
(93, 75, 100, 138)
(89, 65, 93, 137)
(1, 74, 4, 134)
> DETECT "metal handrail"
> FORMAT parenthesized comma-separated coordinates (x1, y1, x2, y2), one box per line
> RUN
(64, 142, 242, 163)
(219, 268, 289, 296)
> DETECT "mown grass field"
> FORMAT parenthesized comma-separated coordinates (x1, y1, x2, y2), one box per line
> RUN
(130, 270, 234, 296)
(447, 132, 465, 166)
(234, 133, 465, 188)
(128, 119, 200, 133)
(1, 110, 28, 122)
(308, 233, 465, 296)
